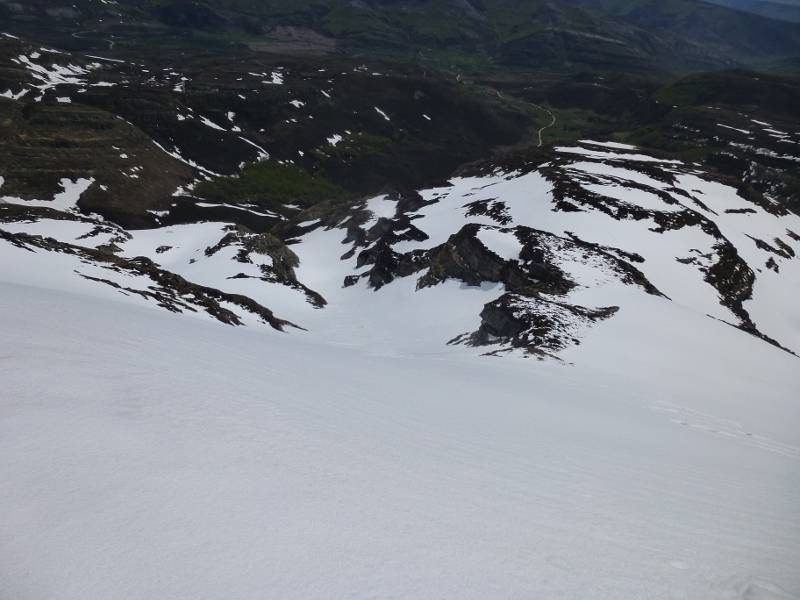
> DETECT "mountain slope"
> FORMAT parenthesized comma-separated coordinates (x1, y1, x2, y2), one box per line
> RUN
(1, 9, 800, 599)
(4, 0, 800, 75)
(4, 138, 800, 354)
(2, 269, 799, 600)
(706, 0, 800, 23)
(2, 35, 799, 357)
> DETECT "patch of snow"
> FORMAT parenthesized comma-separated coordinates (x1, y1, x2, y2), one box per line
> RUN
(578, 140, 638, 150)
(476, 227, 523, 261)
(199, 115, 226, 131)
(0, 177, 94, 211)
(374, 106, 391, 121)
(556, 146, 682, 164)
(237, 136, 269, 161)
(263, 71, 284, 85)
(361, 195, 398, 231)
(0, 88, 29, 100)
(151, 140, 220, 177)
(717, 124, 751, 135)
(85, 54, 125, 64)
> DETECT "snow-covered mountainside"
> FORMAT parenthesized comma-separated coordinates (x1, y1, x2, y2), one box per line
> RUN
(2, 244, 799, 600)
(2, 25, 800, 600)
(3, 136, 800, 599)
(3, 139, 800, 358)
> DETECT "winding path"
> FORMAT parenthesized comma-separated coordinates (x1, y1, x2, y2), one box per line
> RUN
(533, 104, 556, 147)
(491, 90, 556, 148)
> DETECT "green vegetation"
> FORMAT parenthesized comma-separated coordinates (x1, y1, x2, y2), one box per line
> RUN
(312, 132, 393, 161)
(624, 124, 706, 158)
(194, 161, 351, 213)
(539, 107, 620, 144)
(656, 70, 800, 115)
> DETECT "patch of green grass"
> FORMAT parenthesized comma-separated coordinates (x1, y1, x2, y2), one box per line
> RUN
(624, 123, 713, 161)
(541, 107, 619, 144)
(655, 78, 708, 108)
(194, 161, 351, 213)
(656, 70, 800, 115)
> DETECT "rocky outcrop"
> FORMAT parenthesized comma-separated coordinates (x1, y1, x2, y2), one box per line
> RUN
(203, 227, 327, 308)
(0, 227, 300, 331)
(452, 294, 619, 358)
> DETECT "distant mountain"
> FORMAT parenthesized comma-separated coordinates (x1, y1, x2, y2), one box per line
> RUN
(706, 0, 800, 22)
(566, 0, 800, 63)
(3, 0, 800, 76)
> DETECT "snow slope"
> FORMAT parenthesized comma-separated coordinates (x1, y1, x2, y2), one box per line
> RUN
(6, 140, 799, 357)
(2, 138, 800, 598)
(1, 280, 799, 600)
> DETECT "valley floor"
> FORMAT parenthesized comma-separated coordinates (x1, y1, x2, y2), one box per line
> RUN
(1, 280, 798, 599)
